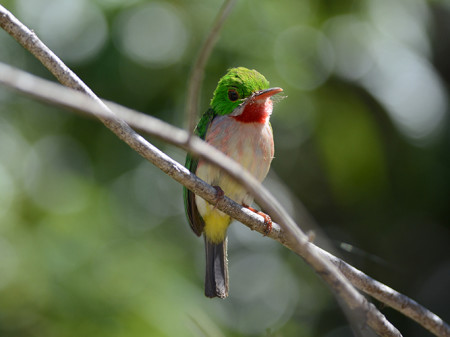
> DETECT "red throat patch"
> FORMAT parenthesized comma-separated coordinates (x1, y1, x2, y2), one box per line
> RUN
(232, 99, 273, 124)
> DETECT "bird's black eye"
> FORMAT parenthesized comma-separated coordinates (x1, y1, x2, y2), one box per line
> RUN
(228, 88, 239, 102)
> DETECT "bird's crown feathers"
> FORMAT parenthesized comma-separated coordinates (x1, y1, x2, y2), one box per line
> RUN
(210, 67, 270, 115)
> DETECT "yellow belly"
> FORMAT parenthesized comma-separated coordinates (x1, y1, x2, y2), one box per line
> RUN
(197, 201, 231, 244)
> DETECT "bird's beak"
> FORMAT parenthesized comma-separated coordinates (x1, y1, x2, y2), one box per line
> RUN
(254, 87, 283, 100)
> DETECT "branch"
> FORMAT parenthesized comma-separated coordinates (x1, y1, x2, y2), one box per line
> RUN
(185, 0, 237, 133)
(0, 8, 400, 335)
(2, 62, 449, 337)
(318, 248, 450, 337)
(1, 4, 445, 336)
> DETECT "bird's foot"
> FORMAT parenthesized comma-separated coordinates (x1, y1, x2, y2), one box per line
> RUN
(244, 205, 272, 235)
(212, 185, 224, 210)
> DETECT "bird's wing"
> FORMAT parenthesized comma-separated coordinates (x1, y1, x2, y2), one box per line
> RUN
(184, 108, 216, 236)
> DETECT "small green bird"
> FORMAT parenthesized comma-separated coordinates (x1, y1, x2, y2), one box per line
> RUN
(184, 67, 282, 298)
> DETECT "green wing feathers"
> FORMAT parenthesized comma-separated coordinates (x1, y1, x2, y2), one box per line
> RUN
(183, 108, 216, 236)
(184, 154, 203, 236)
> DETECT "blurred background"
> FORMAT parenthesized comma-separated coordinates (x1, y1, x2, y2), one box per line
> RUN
(0, 0, 449, 336)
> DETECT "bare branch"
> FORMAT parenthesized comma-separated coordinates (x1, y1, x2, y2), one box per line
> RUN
(185, 0, 237, 133)
(2, 4, 445, 336)
(319, 248, 450, 337)
(5, 61, 445, 337)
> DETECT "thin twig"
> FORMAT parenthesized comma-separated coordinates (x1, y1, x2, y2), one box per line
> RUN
(0, 5, 424, 337)
(185, 0, 237, 133)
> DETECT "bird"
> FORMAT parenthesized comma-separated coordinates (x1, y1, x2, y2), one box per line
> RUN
(184, 67, 283, 298)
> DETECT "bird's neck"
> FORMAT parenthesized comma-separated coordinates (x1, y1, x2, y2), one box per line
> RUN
(231, 99, 273, 124)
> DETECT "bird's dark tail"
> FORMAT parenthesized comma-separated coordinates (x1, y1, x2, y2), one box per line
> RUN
(204, 237, 228, 298)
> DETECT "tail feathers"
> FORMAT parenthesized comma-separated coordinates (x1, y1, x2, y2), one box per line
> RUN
(204, 237, 228, 298)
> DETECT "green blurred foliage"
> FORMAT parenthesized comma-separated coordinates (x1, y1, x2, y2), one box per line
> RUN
(0, 0, 449, 336)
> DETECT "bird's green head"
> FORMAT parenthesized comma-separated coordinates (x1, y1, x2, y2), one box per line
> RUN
(210, 67, 270, 115)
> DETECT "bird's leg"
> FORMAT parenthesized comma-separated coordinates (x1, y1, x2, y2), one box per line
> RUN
(212, 185, 224, 210)
(243, 204, 272, 235)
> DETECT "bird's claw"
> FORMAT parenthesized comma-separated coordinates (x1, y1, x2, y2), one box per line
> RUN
(212, 185, 224, 210)
(244, 205, 273, 236)
(259, 212, 273, 235)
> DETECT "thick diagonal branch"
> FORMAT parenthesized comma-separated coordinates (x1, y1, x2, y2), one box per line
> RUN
(0, 4, 437, 337)
(3, 64, 448, 337)
(0, 57, 404, 337)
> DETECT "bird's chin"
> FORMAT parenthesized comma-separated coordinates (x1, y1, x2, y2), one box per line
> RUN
(230, 98, 272, 124)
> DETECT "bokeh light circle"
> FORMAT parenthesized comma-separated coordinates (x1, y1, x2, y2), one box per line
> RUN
(16, 0, 108, 64)
(274, 26, 334, 91)
(113, 2, 189, 68)
(22, 135, 93, 214)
